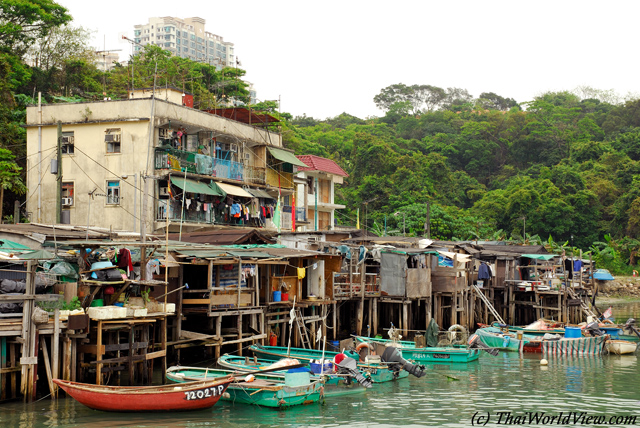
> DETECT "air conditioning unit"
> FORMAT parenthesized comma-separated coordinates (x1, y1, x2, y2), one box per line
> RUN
(61, 197, 73, 206)
(244, 153, 250, 160)
(105, 134, 115, 142)
(61, 136, 74, 144)
(230, 143, 238, 152)
(159, 187, 169, 197)
(112, 134, 121, 142)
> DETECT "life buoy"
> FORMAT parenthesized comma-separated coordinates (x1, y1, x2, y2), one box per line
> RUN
(355, 342, 375, 362)
(448, 324, 468, 345)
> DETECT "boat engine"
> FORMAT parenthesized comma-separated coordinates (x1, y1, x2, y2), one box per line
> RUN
(585, 321, 605, 337)
(380, 346, 426, 378)
(623, 318, 640, 340)
(468, 334, 499, 356)
(335, 356, 373, 388)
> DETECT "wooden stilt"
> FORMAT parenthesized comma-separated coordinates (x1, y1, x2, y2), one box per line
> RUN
(356, 300, 363, 336)
(52, 308, 60, 397)
(237, 314, 243, 356)
(372, 298, 378, 337)
(333, 303, 338, 340)
(214, 316, 222, 361)
(402, 302, 408, 337)
(40, 336, 56, 398)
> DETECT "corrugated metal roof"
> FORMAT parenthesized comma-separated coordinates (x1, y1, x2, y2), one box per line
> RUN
(296, 155, 349, 177)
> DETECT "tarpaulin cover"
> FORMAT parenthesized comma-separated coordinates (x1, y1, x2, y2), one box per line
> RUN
(380, 252, 405, 296)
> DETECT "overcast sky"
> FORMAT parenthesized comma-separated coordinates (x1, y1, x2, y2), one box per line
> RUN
(58, 0, 640, 120)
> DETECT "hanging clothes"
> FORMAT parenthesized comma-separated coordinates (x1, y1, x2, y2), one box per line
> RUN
(478, 262, 492, 280)
(116, 248, 134, 277)
(564, 259, 573, 279)
(146, 259, 161, 280)
(297, 268, 306, 279)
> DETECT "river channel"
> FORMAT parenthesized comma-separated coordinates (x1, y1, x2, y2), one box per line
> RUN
(1, 301, 639, 428)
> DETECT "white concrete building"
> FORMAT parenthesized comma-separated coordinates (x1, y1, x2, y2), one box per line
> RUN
(133, 17, 235, 67)
(25, 88, 307, 235)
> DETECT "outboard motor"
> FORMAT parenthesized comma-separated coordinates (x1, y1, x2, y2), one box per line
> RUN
(335, 356, 373, 388)
(468, 334, 499, 356)
(381, 346, 426, 378)
(585, 321, 604, 337)
(623, 318, 640, 340)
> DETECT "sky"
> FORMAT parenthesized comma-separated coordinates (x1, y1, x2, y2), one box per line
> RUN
(57, 0, 640, 120)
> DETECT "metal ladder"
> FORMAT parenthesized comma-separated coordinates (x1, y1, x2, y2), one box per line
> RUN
(294, 308, 312, 349)
(472, 284, 506, 325)
(566, 286, 598, 321)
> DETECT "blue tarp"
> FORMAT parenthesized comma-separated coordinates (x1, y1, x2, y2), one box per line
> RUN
(593, 269, 614, 281)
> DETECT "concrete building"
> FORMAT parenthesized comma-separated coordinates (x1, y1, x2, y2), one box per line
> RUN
(25, 87, 308, 235)
(291, 155, 348, 231)
(133, 17, 235, 67)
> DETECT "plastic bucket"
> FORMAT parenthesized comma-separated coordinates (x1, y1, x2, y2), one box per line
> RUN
(564, 327, 582, 338)
(273, 291, 281, 302)
(90, 299, 104, 307)
(281, 292, 289, 301)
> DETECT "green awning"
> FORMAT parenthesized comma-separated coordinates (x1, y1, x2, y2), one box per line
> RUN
(521, 254, 555, 261)
(170, 177, 226, 197)
(247, 188, 275, 199)
(267, 147, 308, 167)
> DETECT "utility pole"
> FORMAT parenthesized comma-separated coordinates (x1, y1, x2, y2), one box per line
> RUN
(424, 201, 431, 239)
(56, 121, 62, 224)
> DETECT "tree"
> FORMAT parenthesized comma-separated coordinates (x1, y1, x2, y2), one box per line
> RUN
(476, 92, 519, 111)
(24, 24, 95, 70)
(0, 0, 71, 56)
(0, 148, 26, 222)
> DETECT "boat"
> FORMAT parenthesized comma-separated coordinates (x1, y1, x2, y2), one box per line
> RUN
(492, 320, 639, 343)
(248, 344, 412, 382)
(475, 326, 609, 355)
(53, 377, 233, 412)
(353, 336, 481, 363)
(166, 366, 322, 408)
(217, 354, 368, 396)
(606, 340, 638, 355)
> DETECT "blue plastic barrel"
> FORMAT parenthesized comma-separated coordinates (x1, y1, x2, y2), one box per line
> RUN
(273, 291, 281, 302)
(564, 327, 582, 338)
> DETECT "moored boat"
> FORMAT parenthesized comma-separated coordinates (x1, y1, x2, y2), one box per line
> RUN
(166, 366, 322, 408)
(218, 354, 368, 396)
(53, 377, 233, 412)
(606, 339, 638, 355)
(248, 344, 412, 382)
(353, 336, 481, 363)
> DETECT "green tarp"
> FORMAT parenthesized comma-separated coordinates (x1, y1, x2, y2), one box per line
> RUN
(0, 239, 32, 251)
(170, 176, 226, 197)
(521, 254, 555, 260)
(267, 147, 308, 167)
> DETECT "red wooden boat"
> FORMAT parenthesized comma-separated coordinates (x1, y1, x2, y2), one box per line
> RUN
(53, 376, 233, 412)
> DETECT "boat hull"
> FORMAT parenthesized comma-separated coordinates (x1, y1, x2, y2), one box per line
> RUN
(53, 378, 232, 412)
(248, 345, 408, 383)
(354, 337, 481, 363)
(166, 366, 322, 409)
(606, 340, 638, 355)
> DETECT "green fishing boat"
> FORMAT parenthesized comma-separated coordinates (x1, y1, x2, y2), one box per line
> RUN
(248, 345, 412, 382)
(353, 336, 481, 363)
(166, 366, 322, 409)
(218, 354, 368, 396)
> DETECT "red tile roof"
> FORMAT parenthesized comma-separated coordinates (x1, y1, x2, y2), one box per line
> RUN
(296, 155, 349, 177)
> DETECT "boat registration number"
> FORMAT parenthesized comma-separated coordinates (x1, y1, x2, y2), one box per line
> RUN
(184, 385, 226, 400)
(413, 353, 450, 359)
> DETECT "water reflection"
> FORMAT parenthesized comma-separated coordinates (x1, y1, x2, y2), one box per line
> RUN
(0, 303, 638, 427)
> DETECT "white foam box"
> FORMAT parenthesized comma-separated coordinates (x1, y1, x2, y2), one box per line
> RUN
(158, 303, 176, 313)
(126, 306, 148, 317)
(87, 305, 127, 320)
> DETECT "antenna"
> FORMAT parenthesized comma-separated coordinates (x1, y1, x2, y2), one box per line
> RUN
(95, 35, 122, 97)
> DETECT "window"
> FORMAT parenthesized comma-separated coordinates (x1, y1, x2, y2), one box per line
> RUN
(307, 177, 315, 194)
(107, 180, 120, 205)
(61, 131, 74, 154)
(190, 42, 195, 48)
(190, 34, 195, 40)
(183, 47, 188, 52)
(176, 38, 180, 45)
(62, 182, 74, 206)
(134, 30, 141, 36)
(197, 37, 203, 43)
(105, 128, 121, 153)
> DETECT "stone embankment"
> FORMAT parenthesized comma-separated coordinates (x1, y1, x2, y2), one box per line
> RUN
(598, 276, 640, 298)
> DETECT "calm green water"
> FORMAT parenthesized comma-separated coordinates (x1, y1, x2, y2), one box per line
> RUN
(1, 302, 639, 428)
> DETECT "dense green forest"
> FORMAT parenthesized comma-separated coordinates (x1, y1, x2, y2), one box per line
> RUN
(1, 1, 639, 273)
